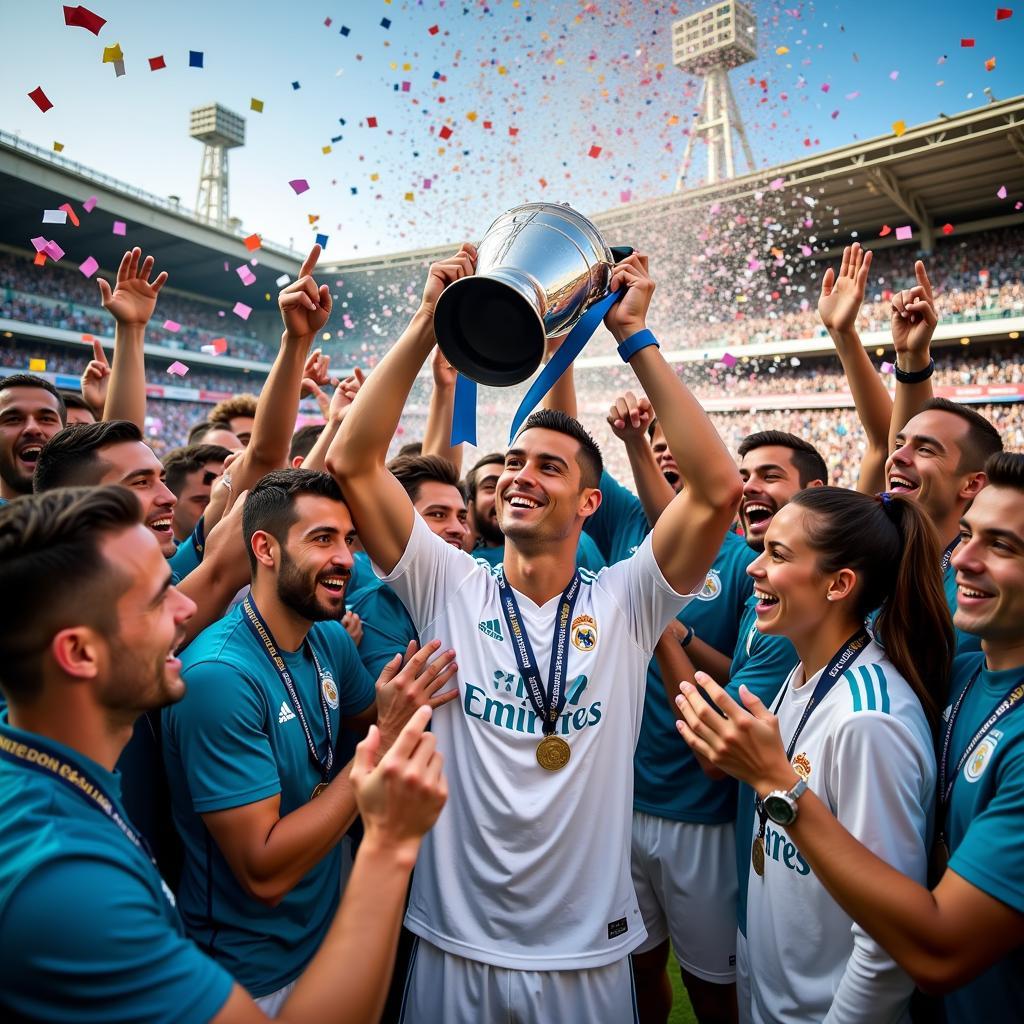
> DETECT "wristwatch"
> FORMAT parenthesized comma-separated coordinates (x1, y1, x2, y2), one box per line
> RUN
(762, 777, 808, 827)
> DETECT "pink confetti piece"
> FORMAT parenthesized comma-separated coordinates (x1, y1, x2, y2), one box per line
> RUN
(112, 220, 126, 235)
(845, 91, 860, 100)
(288, 179, 310, 195)
(83, 195, 97, 212)
(167, 360, 189, 376)
(895, 225, 913, 240)
(889, 70, 900, 80)
(30, 236, 48, 252)
(881, 361, 895, 374)
(769, 177, 785, 190)
(43, 240, 65, 261)
(236, 265, 257, 286)
(232, 301, 252, 320)
(721, 353, 737, 368)
(997, 185, 1008, 199)
(78, 255, 99, 277)
(800, 244, 813, 256)
(162, 319, 181, 332)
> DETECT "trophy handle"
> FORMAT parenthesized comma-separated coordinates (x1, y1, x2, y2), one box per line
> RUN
(609, 245, 634, 262)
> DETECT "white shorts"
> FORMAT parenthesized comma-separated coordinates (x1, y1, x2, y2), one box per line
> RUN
(398, 938, 638, 1024)
(736, 930, 752, 1023)
(631, 810, 738, 984)
(254, 979, 297, 1017)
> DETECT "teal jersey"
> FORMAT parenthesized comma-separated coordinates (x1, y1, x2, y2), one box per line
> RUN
(473, 530, 606, 573)
(345, 549, 374, 604)
(168, 527, 203, 584)
(730, 594, 801, 937)
(348, 576, 419, 678)
(943, 559, 983, 655)
(584, 469, 651, 566)
(163, 607, 376, 997)
(0, 714, 233, 1022)
(942, 653, 1024, 1021)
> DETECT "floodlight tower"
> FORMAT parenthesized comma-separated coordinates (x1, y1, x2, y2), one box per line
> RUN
(190, 104, 245, 227)
(673, 1, 758, 190)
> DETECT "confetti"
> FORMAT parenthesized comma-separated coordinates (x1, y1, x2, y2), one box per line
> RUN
(315, 233, 329, 247)
(236, 265, 257, 286)
(720, 353, 738, 368)
(42, 209, 68, 224)
(588, 145, 602, 158)
(59, 203, 80, 226)
(102, 43, 124, 64)
(339, 25, 350, 36)
(996, 7, 1013, 19)
(961, 38, 975, 47)
(879, 225, 892, 236)
(775, 46, 789, 55)
(880, 361, 895, 374)
(33, 253, 46, 267)
(163, 319, 181, 332)
(289, 179, 310, 194)
(53, 141, 64, 152)
(251, 98, 264, 112)
(404, 193, 414, 202)
(895, 225, 913, 240)
(438, 125, 453, 140)
(83, 196, 98, 212)
(232, 302, 252, 320)
(78, 256, 99, 278)
(167, 361, 190, 377)
(322, 145, 332, 154)
(243, 233, 261, 251)
(112, 220, 126, 236)
(292, 81, 301, 90)
(149, 55, 166, 71)
(380, 17, 391, 29)
(769, 177, 785, 190)
(892, 119, 906, 136)
(29, 358, 47, 373)
(889, 70, 900, 80)
(43, 241, 65, 261)
(189, 50, 204, 68)
(997, 185, 1008, 199)
(366, 116, 378, 127)
(985, 57, 997, 71)
(28, 87, 53, 113)
(62, 5, 106, 34)
(275, 273, 291, 287)
(942, 223, 955, 235)
(30, 237, 47, 252)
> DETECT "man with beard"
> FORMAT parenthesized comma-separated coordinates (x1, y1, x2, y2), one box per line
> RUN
(0, 374, 66, 505)
(163, 469, 460, 1012)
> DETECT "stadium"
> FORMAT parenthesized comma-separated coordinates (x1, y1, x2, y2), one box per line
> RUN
(3, 94, 1024, 486)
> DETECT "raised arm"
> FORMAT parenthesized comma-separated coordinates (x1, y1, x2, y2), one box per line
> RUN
(421, 347, 463, 474)
(605, 255, 742, 594)
(818, 243, 893, 494)
(97, 247, 167, 429)
(888, 260, 938, 452)
(606, 392, 675, 526)
(327, 245, 477, 574)
(301, 370, 364, 473)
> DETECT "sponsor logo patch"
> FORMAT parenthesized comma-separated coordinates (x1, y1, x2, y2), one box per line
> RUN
(571, 614, 597, 652)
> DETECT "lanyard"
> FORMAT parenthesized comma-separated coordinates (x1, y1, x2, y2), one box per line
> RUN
(191, 516, 206, 557)
(940, 537, 959, 576)
(0, 724, 172, 907)
(495, 569, 582, 736)
(939, 665, 1024, 809)
(756, 629, 871, 828)
(242, 596, 334, 783)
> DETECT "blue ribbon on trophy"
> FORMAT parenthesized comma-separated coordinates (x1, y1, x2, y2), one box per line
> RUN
(435, 202, 632, 446)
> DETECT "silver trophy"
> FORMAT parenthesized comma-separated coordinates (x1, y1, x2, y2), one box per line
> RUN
(434, 202, 631, 386)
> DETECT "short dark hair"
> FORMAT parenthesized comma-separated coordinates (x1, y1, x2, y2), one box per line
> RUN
(0, 487, 141, 703)
(187, 419, 235, 445)
(737, 430, 828, 487)
(162, 444, 231, 495)
(983, 451, 1024, 491)
(58, 390, 95, 417)
(466, 451, 506, 502)
(396, 441, 423, 458)
(920, 398, 1003, 473)
(388, 454, 463, 504)
(513, 409, 603, 490)
(289, 424, 324, 464)
(34, 420, 143, 492)
(242, 469, 345, 572)
(0, 374, 67, 425)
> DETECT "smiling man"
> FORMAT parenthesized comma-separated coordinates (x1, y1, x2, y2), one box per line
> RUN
(0, 374, 67, 505)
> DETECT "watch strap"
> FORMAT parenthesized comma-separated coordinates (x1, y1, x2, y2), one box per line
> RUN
(894, 357, 934, 384)
(616, 328, 659, 363)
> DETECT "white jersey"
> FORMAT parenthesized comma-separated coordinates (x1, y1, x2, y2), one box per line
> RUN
(379, 514, 693, 970)
(743, 642, 935, 1024)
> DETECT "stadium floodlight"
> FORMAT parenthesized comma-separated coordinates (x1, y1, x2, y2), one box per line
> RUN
(673, 1, 757, 190)
(190, 104, 245, 228)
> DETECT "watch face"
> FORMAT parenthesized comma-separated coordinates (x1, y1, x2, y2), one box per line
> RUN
(764, 793, 796, 826)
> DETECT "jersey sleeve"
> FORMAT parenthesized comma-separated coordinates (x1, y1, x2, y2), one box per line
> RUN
(165, 660, 282, 813)
(596, 531, 694, 653)
(948, 742, 1024, 915)
(583, 469, 649, 565)
(322, 621, 377, 716)
(0, 855, 233, 1024)
(376, 512, 483, 633)
(821, 709, 933, 1023)
(349, 585, 420, 679)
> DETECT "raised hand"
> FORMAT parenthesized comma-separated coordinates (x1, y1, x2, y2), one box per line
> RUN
(351, 706, 447, 853)
(431, 345, 457, 389)
(819, 243, 872, 334)
(374, 639, 459, 754)
(342, 610, 363, 647)
(97, 247, 168, 327)
(326, 368, 365, 424)
(606, 390, 654, 442)
(80, 338, 111, 417)
(604, 251, 655, 343)
(279, 244, 332, 340)
(419, 243, 477, 318)
(301, 348, 339, 418)
(891, 260, 938, 368)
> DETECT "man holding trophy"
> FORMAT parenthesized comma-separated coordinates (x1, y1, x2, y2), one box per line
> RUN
(328, 204, 742, 1021)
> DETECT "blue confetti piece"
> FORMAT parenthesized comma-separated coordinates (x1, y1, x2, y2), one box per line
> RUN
(189, 50, 204, 68)
(432, 70, 441, 80)
(340, 25, 350, 36)
(350, 187, 358, 194)
(315, 233, 329, 248)
(380, 17, 391, 28)
(291, 81, 300, 90)
(331, 134, 343, 143)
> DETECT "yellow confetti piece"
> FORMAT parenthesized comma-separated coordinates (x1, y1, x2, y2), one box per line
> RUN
(370, 173, 380, 181)
(556, 58, 565, 65)
(667, 115, 679, 126)
(102, 42, 124, 63)
(53, 141, 64, 152)
(308, 214, 319, 224)
(322, 145, 332, 154)
(404, 192, 414, 201)
(892, 119, 906, 136)
(250, 98, 264, 112)
(497, 65, 508, 75)
(466, 111, 478, 121)
(29, 358, 46, 372)
(776, 46, 789, 55)
(390, 62, 398, 70)
(402, 62, 411, 71)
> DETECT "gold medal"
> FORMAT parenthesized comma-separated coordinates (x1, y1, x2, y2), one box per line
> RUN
(751, 835, 766, 877)
(311, 781, 328, 800)
(536, 735, 571, 771)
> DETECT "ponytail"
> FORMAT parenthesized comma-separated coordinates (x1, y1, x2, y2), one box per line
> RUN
(792, 487, 953, 731)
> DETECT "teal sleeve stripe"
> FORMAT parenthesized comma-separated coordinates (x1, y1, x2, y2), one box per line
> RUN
(859, 666, 877, 711)
(872, 663, 891, 714)
(846, 670, 862, 712)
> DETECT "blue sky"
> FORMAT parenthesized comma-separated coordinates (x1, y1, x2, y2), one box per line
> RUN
(2, 1, 1022, 257)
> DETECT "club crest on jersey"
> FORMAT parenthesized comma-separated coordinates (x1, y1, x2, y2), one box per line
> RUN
(696, 569, 723, 602)
(965, 730, 1002, 783)
(321, 673, 339, 711)
(792, 752, 812, 781)
(571, 614, 598, 652)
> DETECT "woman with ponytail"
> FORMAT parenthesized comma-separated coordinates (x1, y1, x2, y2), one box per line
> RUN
(674, 486, 953, 1024)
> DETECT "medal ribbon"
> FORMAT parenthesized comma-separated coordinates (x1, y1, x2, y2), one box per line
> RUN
(0, 723, 172, 906)
(494, 569, 582, 736)
(242, 597, 334, 784)
(755, 629, 871, 832)
(940, 536, 960, 576)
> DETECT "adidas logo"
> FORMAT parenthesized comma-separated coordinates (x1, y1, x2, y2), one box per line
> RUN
(478, 618, 503, 642)
(278, 701, 296, 724)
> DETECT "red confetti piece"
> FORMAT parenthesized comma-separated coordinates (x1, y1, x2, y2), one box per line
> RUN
(149, 55, 166, 71)
(879, 224, 892, 237)
(996, 7, 1013, 19)
(62, 4, 106, 34)
(588, 145, 602, 158)
(509, 126, 519, 137)
(428, 24, 439, 35)
(28, 86, 53, 113)
(366, 116, 378, 128)
(243, 233, 262, 251)
(438, 125, 453, 140)
(33, 252, 47, 266)
(59, 202, 80, 227)
(942, 223, 955, 235)
(961, 37, 975, 46)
